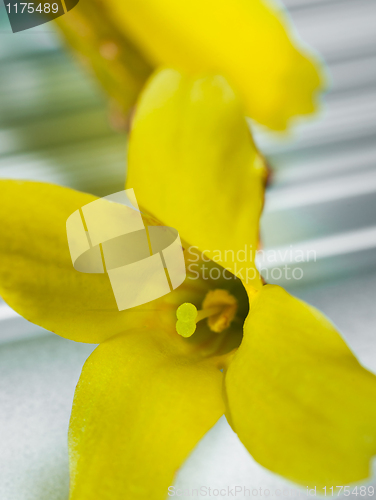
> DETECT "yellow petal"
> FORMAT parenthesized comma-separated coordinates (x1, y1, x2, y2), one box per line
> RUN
(225, 284, 376, 488)
(127, 69, 266, 288)
(104, 0, 324, 130)
(69, 329, 224, 500)
(0, 180, 177, 343)
(55, 2, 153, 119)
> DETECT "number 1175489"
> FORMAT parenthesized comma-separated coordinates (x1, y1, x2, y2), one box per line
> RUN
(5, 3, 60, 14)
(323, 486, 374, 496)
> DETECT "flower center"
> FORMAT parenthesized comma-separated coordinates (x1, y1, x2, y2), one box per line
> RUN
(176, 289, 238, 338)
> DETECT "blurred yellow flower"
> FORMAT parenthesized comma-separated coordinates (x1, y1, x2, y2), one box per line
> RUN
(56, 0, 324, 131)
(0, 70, 373, 500)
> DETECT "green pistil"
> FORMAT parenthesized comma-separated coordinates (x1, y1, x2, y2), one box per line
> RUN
(176, 303, 198, 338)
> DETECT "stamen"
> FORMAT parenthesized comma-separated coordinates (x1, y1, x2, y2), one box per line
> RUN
(176, 289, 238, 338)
(202, 289, 238, 333)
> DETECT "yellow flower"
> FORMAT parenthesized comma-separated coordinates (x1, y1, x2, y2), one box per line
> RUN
(56, 0, 324, 131)
(0, 69, 375, 500)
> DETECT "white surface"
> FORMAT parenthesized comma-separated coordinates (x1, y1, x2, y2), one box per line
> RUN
(0, 336, 94, 500)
